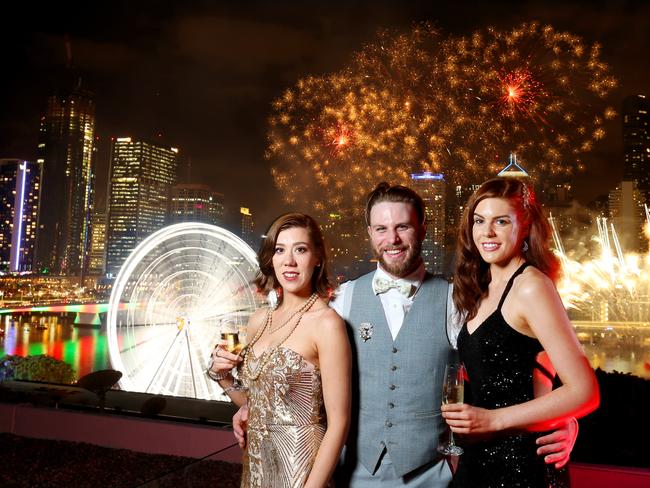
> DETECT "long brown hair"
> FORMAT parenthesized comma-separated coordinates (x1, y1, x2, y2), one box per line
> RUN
(255, 212, 331, 300)
(453, 177, 560, 321)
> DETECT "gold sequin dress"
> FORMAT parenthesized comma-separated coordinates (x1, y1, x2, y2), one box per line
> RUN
(240, 346, 326, 488)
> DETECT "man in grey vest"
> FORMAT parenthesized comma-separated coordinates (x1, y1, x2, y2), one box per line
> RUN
(329, 182, 577, 487)
(231, 182, 577, 486)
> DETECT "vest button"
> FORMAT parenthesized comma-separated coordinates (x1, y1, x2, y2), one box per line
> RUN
(389, 384, 396, 390)
(390, 365, 397, 371)
(386, 421, 393, 427)
(392, 347, 398, 353)
(388, 402, 395, 408)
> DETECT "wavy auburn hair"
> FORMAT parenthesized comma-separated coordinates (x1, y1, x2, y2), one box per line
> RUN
(453, 177, 560, 321)
(255, 212, 331, 300)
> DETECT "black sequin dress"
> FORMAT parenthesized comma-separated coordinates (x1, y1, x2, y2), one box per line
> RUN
(452, 263, 570, 488)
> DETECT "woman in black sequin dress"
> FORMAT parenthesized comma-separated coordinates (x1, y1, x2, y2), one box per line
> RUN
(443, 178, 599, 488)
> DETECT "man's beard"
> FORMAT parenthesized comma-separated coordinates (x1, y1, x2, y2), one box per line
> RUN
(372, 240, 423, 278)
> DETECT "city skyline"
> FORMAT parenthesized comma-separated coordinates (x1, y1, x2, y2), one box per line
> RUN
(0, 1, 649, 234)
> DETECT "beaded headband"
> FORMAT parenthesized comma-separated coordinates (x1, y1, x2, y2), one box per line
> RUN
(521, 184, 532, 210)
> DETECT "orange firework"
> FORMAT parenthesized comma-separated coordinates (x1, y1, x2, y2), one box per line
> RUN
(438, 22, 617, 177)
(267, 22, 617, 216)
(267, 24, 446, 215)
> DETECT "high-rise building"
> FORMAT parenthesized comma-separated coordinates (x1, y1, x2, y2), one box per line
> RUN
(623, 95, 650, 202)
(411, 172, 446, 275)
(35, 86, 96, 275)
(543, 181, 575, 245)
(322, 211, 371, 280)
(240, 207, 254, 248)
(608, 181, 644, 251)
(0, 159, 42, 272)
(88, 212, 107, 275)
(169, 184, 224, 226)
(106, 137, 177, 275)
(447, 183, 480, 250)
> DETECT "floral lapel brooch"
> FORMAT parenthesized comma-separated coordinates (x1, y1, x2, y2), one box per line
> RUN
(359, 322, 374, 342)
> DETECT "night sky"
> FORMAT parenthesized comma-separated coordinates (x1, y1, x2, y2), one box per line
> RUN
(1, 0, 648, 232)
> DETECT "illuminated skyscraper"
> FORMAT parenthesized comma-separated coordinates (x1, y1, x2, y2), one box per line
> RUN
(240, 207, 254, 247)
(322, 211, 370, 280)
(609, 95, 650, 251)
(0, 159, 42, 272)
(88, 211, 107, 275)
(169, 184, 224, 226)
(609, 181, 644, 251)
(106, 137, 177, 275)
(35, 87, 95, 275)
(411, 172, 446, 275)
(623, 95, 650, 202)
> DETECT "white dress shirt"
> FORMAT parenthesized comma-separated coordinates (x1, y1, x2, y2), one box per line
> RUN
(330, 263, 426, 340)
(330, 266, 461, 346)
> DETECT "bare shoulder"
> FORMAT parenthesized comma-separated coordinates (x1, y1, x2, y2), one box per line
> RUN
(305, 302, 346, 339)
(250, 307, 269, 323)
(318, 306, 346, 329)
(309, 301, 345, 326)
(515, 266, 556, 297)
(307, 305, 349, 358)
(247, 307, 269, 335)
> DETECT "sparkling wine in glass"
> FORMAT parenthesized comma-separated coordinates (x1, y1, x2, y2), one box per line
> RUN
(221, 331, 243, 355)
(220, 321, 246, 391)
(438, 362, 466, 456)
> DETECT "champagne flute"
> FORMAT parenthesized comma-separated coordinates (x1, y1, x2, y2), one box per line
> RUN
(221, 329, 243, 355)
(220, 321, 247, 391)
(438, 362, 466, 456)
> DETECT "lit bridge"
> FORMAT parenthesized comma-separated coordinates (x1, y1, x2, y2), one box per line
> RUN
(0, 303, 133, 326)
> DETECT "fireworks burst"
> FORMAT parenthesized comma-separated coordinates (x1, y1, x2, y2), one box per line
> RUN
(438, 22, 617, 178)
(498, 68, 544, 118)
(268, 22, 617, 217)
(268, 25, 445, 214)
(555, 216, 650, 324)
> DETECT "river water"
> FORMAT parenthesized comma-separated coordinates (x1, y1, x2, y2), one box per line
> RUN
(1, 314, 649, 382)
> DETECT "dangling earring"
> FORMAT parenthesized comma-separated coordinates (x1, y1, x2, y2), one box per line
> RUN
(269, 287, 282, 310)
(522, 240, 529, 253)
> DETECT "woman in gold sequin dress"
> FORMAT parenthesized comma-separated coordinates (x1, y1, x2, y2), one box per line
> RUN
(209, 212, 351, 488)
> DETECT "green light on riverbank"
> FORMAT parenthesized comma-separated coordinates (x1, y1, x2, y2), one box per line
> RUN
(29, 343, 45, 355)
(63, 341, 77, 371)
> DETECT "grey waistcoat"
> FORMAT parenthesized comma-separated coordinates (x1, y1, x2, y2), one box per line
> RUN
(346, 271, 454, 478)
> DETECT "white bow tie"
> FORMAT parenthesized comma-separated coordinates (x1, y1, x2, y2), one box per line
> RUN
(373, 276, 414, 297)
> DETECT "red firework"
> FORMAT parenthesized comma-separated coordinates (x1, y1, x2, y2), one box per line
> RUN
(327, 124, 354, 154)
(498, 68, 544, 119)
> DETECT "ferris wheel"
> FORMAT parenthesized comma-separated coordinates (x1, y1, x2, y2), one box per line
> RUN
(106, 223, 264, 401)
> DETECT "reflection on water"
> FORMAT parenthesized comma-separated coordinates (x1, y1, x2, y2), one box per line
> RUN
(0, 315, 110, 380)
(581, 342, 650, 379)
(1, 313, 649, 382)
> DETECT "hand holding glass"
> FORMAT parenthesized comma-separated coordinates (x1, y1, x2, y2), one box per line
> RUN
(208, 323, 246, 391)
(223, 322, 247, 391)
(438, 363, 466, 456)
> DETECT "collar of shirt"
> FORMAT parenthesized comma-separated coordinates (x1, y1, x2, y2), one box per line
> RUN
(372, 262, 426, 299)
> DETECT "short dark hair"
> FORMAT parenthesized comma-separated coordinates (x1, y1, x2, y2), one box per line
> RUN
(365, 182, 426, 226)
(255, 212, 331, 299)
